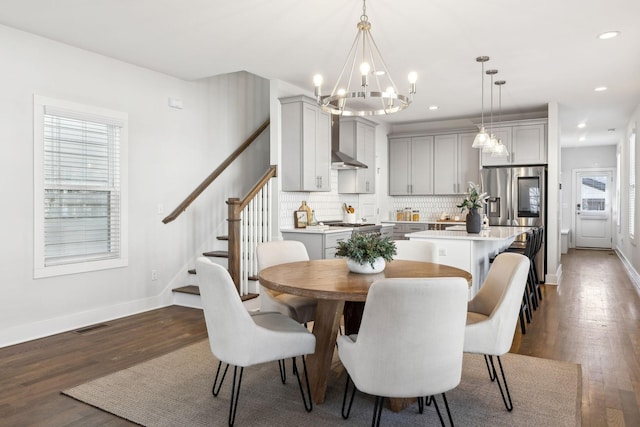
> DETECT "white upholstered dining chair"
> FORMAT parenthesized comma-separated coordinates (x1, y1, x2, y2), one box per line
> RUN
(393, 240, 438, 262)
(464, 252, 530, 411)
(196, 257, 316, 426)
(256, 240, 317, 325)
(338, 277, 469, 426)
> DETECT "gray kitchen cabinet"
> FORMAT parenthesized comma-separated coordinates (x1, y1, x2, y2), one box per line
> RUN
(457, 132, 481, 190)
(433, 133, 479, 194)
(338, 117, 377, 194)
(281, 230, 352, 260)
(280, 95, 331, 191)
(433, 134, 458, 194)
(391, 223, 428, 240)
(388, 136, 433, 195)
(481, 122, 547, 166)
(380, 225, 394, 240)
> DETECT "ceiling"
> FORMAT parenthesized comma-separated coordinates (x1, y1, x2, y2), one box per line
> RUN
(1, 0, 639, 147)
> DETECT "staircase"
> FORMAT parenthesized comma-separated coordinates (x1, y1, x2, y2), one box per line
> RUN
(162, 119, 274, 307)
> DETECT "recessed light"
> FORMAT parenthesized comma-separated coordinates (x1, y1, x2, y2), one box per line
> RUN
(577, 123, 586, 129)
(598, 31, 620, 40)
(579, 136, 586, 142)
(428, 105, 439, 110)
(594, 86, 608, 92)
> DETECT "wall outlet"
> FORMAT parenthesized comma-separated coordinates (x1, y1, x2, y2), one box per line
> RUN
(438, 248, 447, 256)
(151, 270, 158, 281)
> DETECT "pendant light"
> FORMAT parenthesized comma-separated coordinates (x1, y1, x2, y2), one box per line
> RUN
(492, 80, 509, 157)
(482, 69, 499, 153)
(472, 56, 491, 148)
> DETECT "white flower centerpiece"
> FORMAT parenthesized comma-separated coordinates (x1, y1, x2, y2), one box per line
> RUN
(335, 232, 397, 274)
(457, 182, 489, 233)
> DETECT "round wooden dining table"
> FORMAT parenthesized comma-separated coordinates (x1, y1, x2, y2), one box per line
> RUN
(258, 258, 472, 405)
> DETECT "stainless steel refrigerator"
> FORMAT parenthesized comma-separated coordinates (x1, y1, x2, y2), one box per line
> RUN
(481, 165, 547, 281)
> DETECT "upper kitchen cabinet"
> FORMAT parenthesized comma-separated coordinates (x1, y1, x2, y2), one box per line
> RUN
(389, 136, 433, 195)
(280, 95, 331, 191)
(481, 121, 547, 167)
(338, 117, 377, 194)
(433, 133, 480, 194)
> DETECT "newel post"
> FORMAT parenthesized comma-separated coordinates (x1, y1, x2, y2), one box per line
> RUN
(227, 197, 242, 293)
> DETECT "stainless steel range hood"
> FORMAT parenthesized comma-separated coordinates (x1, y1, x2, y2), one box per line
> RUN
(331, 116, 368, 169)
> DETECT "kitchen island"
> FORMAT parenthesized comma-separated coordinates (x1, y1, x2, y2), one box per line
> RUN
(406, 226, 530, 297)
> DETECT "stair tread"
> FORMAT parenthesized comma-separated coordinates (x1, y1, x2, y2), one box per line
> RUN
(203, 250, 228, 258)
(172, 285, 200, 295)
(172, 285, 258, 302)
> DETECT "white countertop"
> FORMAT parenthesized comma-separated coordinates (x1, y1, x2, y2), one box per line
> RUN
(406, 226, 530, 241)
(381, 220, 466, 225)
(281, 227, 354, 234)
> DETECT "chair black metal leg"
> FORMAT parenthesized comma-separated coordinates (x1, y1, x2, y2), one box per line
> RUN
(418, 396, 424, 413)
(292, 356, 313, 412)
(278, 359, 286, 384)
(371, 396, 384, 427)
(341, 374, 357, 419)
(228, 366, 244, 426)
(483, 354, 497, 381)
(212, 361, 229, 396)
(487, 355, 514, 411)
(431, 395, 445, 426)
(441, 392, 454, 427)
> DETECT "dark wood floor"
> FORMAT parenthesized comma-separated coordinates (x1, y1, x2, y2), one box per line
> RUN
(1, 249, 639, 426)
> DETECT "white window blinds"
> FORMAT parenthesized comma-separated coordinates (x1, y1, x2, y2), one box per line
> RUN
(34, 96, 128, 277)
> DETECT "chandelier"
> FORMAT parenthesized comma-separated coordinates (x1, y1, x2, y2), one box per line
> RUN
(313, 0, 417, 116)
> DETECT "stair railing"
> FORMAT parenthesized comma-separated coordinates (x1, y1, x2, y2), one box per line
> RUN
(162, 118, 270, 224)
(228, 165, 277, 294)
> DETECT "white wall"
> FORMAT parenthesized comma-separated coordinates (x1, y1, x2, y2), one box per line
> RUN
(560, 146, 617, 247)
(0, 25, 269, 347)
(617, 103, 640, 287)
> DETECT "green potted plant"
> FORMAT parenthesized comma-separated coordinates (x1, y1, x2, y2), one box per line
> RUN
(457, 181, 488, 233)
(335, 232, 397, 274)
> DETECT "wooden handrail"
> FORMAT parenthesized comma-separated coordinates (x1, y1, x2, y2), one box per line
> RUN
(162, 118, 270, 224)
(227, 165, 278, 291)
(238, 165, 277, 212)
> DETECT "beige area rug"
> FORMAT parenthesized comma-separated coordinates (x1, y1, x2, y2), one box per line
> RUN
(63, 340, 581, 426)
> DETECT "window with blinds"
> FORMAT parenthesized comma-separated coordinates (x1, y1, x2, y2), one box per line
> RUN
(34, 96, 128, 277)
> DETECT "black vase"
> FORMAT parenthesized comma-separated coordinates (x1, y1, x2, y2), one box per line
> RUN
(466, 209, 482, 233)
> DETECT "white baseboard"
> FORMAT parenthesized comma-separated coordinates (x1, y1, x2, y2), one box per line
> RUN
(615, 248, 640, 293)
(0, 294, 173, 349)
(544, 263, 562, 286)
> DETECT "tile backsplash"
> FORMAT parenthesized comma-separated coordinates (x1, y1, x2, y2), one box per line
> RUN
(280, 170, 465, 227)
(389, 196, 462, 221)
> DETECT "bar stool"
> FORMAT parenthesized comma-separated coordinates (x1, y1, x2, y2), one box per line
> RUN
(530, 227, 544, 304)
(489, 232, 532, 334)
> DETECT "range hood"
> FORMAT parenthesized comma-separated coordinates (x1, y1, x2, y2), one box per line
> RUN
(331, 116, 368, 169)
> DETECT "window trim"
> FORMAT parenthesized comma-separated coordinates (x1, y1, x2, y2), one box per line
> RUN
(33, 95, 128, 278)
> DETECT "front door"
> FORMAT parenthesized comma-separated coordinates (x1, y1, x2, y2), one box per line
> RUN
(574, 169, 613, 248)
